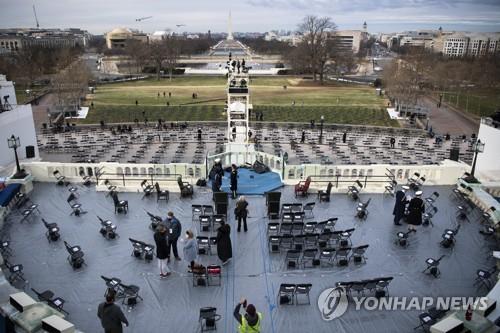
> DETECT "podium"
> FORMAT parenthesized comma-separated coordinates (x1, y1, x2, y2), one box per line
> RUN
(266, 192, 281, 219)
(214, 192, 228, 216)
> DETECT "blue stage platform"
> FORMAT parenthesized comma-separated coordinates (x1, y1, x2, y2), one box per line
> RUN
(213, 168, 283, 195)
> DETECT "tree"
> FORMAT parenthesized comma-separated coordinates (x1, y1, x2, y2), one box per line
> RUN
(296, 15, 337, 83)
(147, 37, 179, 80)
(125, 39, 148, 75)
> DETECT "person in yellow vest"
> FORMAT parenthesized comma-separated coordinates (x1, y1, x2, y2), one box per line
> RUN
(234, 298, 262, 332)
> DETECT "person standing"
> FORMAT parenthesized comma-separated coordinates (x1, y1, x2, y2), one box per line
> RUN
(230, 164, 238, 199)
(153, 225, 171, 277)
(97, 291, 129, 333)
(392, 189, 407, 226)
(234, 298, 262, 333)
(232, 127, 237, 141)
(407, 191, 424, 232)
(300, 130, 306, 143)
(182, 230, 198, 270)
(197, 128, 202, 141)
(342, 131, 347, 143)
(165, 211, 182, 261)
(235, 195, 248, 232)
(216, 220, 232, 264)
(390, 137, 396, 149)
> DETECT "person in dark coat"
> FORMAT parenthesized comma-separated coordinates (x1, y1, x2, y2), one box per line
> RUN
(210, 159, 224, 193)
(216, 220, 232, 264)
(153, 225, 171, 277)
(235, 195, 249, 232)
(164, 211, 182, 261)
(342, 131, 347, 143)
(301, 130, 306, 143)
(390, 137, 396, 148)
(407, 191, 425, 231)
(97, 291, 129, 333)
(230, 164, 238, 199)
(392, 189, 407, 225)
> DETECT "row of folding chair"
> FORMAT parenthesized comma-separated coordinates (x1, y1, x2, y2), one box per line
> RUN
(198, 215, 225, 232)
(268, 218, 338, 236)
(336, 277, 394, 297)
(283, 244, 368, 269)
(278, 283, 313, 305)
(197, 236, 218, 255)
(269, 228, 354, 251)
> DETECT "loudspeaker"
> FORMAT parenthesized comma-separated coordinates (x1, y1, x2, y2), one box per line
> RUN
(9, 292, 36, 312)
(41, 315, 75, 333)
(25, 145, 35, 158)
(449, 148, 460, 161)
(266, 192, 281, 204)
(268, 202, 280, 218)
(214, 192, 228, 203)
(215, 203, 227, 216)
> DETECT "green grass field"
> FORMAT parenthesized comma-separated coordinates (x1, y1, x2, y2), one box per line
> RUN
(82, 76, 395, 126)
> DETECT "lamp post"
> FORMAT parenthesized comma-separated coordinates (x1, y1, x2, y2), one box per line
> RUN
(470, 139, 485, 177)
(319, 115, 325, 144)
(7, 134, 26, 178)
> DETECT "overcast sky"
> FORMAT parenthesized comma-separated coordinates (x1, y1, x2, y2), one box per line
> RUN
(1, 0, 499, 34)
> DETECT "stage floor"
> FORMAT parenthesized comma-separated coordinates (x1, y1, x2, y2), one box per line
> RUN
(0, 183, 496, 333)
(217, 168, 283, 195)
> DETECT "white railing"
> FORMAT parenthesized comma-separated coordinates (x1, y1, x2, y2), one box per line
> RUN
(207, 150, 283, 175)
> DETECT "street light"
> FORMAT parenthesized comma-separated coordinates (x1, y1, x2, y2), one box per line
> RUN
(470, 139, 485, 177)
(7, 134, 26, 178)
(319, 115, 325, 144)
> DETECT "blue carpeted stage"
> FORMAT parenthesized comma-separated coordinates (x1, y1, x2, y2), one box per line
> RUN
(212, 168, 283, 195)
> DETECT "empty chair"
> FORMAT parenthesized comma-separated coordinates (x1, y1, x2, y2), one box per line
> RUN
(280, 234, 294, 250)
(268, 236, 281, 253)
(155, 182, 169, 202)
(207, 265, 222, 286)
(199, 307, 221, 332)
(267, 222, 280, 236)
(280, 222, 293, 235)
(79, 170, 91, 186)
(192, 204, 203, 221)
(318, 182, 333, 202)
(456, 204, 470, 221)
(440, 225, 460, 249)
(384, 180, 397, 196)
(31, 288, 68, 315)
(375, 277, 394, 297)
(292, 222, 304, 236)
(301, 248, 318, 268)
(281, 213, 293, 223)
(293, 235, 305, 251)
(42, 218, 60, 242)
(0, 240, 12, 257)
(303, 222, 317, 234)
(395, 230, 413, 247)
(474, 266, 497, 290)
(20, 202, 40, 222)
(295, 284, 312, 305)
(199, 215, 212, 232)
(319, 248, 336, 267)
(53, 170, 66, 186)
(318, 231, 333, 248)
(422, 207, 438, 227)
(285, 250, 301, 269)
(111, 192, 128, 214)
(128, 238, 154, 262)
(305, 234, 319, 248)
(422, 255, 446, 278)
(413, 307, 448, 332)
(356, 198, 371, 219)
(324, 218, 338, 232)
(294, 176, 312, 197)
(424, 191, 440, 207)
(212, 215, 225, 230)
(278, 284, 296, 305)
(477, 207, 496, 225)
(293, 211, 305, 223)
(347, 180, 363, 200)
(140, 180, 154, 199)
(64, 241, 85, 269)
(192, 265, 208, 287)
(350, 244, 369, 263)
(3, 259, 25, 284)
(145, 210, 162, 230)
(178, 177, 194, 198)
(340, 228, 355, 248)
(302, 202, 315, 218)
(67, 193, 85, 216)
(197, 236, 211, 255)
(281, 203, 293, 215)
(97, 216, 118, 240)
(119, 282, 143, 306)
(335, 247, 351, 266)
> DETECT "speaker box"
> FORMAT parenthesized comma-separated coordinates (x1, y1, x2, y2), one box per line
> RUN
(266, 192, 281, 205)
(9, 292, 36, 312)
(215, 203, 227, 216)
(268, 202, 280, 217)
(214, 192, 228, 204)
(449, 148, 460, 161)
(25, 145, 35, 159)
(41, 315, 75, 333)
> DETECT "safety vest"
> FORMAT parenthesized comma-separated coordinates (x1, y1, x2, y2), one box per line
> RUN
(238, 313, 262, 333)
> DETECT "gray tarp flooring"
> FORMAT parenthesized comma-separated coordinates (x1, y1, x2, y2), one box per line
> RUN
(1, 182, 495, 333)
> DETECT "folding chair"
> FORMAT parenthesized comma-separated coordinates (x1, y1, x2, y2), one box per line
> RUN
(318, 231, 333, 248)
(0, 240, 12, 257)
(281, 213, 293, 223)
(31, 288, 68, 315)
(140, 180, 154, 199)
(199, 215, 212, 232)
(280, 234, 294, 251)
(423, 207, 438, 227)
(407, 172, 420, 189)
(285, 250, 301, 269)
(474, 266, 497, 290)
(199, 307, 221, 332)
(20, 203, 40, 222)
(202, 205, 214, 216)
(305, 234, 319, 248)
(4, 259, 25, 284)
(422, 255, 446, 278)
(192, 204, 203, 222)
(280, 222, 293, 235)
(80, 170, 91, 186)
(347, 180, 363, 200)
(340, 228, 355, 248)
(302, 202, 315, 219)
(268, 236, 281, 253)
(318, 182, 333, 202)
(395, 230, 412, 247)
(319, 248, 335, 267)
(207, 265, 222, 286)
(278, 284, 296, 305)
(212, 215, 225, 230)
(325, 218, 338, 232)
(384, 180, 397, 196)
(292, 222, 304, 236)
(477, 207, 496, 225)
(351, 281, 368, 296)
(155, 182, 169, 203)
(350, 244, 369, 263)
(67, 193, 86, 216)
(97, 216, 118, 240)
(356, 198, 371, 220)
(267, 223, 280, 236)
(197, 236, 211, 255)
(178, 177, 194, 198)
(335, 247, 351, 266)
(441, 225, 460, 249)
(301, 248, 318, 268)
(376, 277, 394, 297)
(192, 265, 208, 287)
(145, 210, 162, 230)
(209, 237, 218, 255)
(111, 192, 128, 214)
(119, 282, 143, 306)
(64, 241, 85, 269)
(281, 203, 293, 215)
(424, 192, 440, 208)
(42, 218, 60, 242)
(53, 170, 66, 186)
(303, 222, 317, 234)
(294, 176, 311, 197)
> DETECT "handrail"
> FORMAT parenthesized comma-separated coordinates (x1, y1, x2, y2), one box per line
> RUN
(98, 173, 184, 187)
(308, 174, 392, 189)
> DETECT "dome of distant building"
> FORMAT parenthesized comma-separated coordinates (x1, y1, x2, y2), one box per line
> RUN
(106, 27, 148, 49)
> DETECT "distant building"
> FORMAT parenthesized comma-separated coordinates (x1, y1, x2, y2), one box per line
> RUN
(331, 30, 368, 54)
(105, 27, 148, 49)
(149, 30, 172, 42)
(0, 28, 90, 53)
(437, 32, 500, 57)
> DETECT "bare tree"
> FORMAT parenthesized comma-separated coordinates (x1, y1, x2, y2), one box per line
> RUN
(296, 15, 337, 83)
(125, 39, 148, 75)
(147, 38, 179, 80)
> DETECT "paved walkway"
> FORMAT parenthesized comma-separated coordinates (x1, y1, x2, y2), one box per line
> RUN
(421, 96, 479, 136)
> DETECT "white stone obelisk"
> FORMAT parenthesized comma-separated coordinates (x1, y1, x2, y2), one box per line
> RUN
(227, 10, 234, 41)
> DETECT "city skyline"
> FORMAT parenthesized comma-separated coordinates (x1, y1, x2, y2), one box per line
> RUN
(0, 0, 499, 34)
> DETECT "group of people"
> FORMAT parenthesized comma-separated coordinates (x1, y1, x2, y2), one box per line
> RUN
(393, 187, 425, 231)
